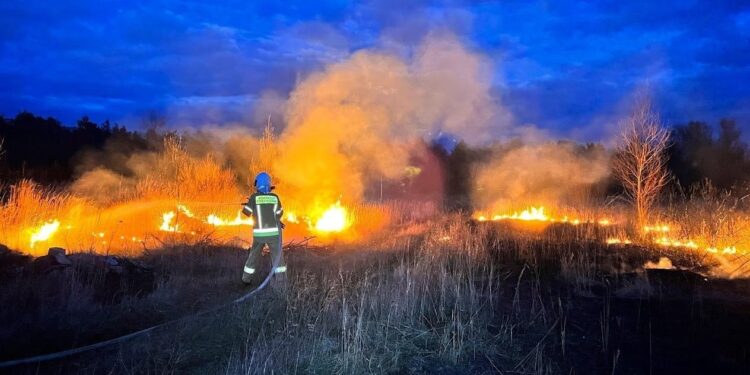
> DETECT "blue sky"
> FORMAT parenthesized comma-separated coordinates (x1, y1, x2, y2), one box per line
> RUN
(1, 0, 748, 139)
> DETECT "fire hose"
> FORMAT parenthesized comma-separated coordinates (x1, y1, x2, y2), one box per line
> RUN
(0, 231, 285, 369)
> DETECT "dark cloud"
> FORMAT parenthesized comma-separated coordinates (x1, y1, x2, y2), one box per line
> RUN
(0, 0, 747, 137)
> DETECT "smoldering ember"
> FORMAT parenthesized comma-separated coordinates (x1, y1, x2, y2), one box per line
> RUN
(1, 2, 750, 374)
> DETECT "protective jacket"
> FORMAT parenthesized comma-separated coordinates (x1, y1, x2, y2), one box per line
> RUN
(242, 193, 283, 237)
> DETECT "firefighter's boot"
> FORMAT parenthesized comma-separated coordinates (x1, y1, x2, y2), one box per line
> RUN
(242, 269, 259, 287)
(271, 266, 288, 292)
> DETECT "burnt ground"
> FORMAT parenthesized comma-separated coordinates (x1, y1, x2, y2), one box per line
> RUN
(1, 222, 750, 374)
(560, 271, 750, 374)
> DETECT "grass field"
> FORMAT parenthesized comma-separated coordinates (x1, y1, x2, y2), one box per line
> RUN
(3, 213, 750, 374)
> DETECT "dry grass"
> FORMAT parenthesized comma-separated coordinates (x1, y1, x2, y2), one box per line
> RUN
(667, 184, 750, 250)
(660, 184, 750, 276)
(0, 138, 247, 255)
(0, 180, 84, 255)
(136, 137, 240, 202)
(2, 216, 573, 374)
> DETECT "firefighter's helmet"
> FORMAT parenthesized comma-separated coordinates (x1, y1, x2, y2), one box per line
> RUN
(254, 172, 272, 193)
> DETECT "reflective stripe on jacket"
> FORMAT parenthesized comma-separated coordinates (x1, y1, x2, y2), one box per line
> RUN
(242, 192, 283, 237)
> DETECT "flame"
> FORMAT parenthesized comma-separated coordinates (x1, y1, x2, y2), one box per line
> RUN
(651, 236, 738, 253)
(655, 236, 699, 249)
(160, 205, 255, 232)
(605, 223, 747, 255)
(313, 201, 350, 233)
(475, 206, 611, 226)
(478, 206, 551, 222)
(479, 207, 748, 257)
(641, 222, 743, 253)
(707, 246, 738, 254)
(30, 220, 61, 248)
(644, 225, 670, 233)
(606, 238, 632, 245)
(206, 213, 253, 226)
(156, 200, 353, 237)
(286, 212, 300, 224)
(274, 202, 353, 234)
(177, 204, 196, 218)
(512, 206, 549, 221)
(0, 159, 367, 255)
(160, 211, 179, 232)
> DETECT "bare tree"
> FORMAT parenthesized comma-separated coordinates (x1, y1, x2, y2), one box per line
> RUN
(613, 97, 671, 231)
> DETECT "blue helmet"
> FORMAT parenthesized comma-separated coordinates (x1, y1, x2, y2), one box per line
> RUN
(254, 172, 272, 193)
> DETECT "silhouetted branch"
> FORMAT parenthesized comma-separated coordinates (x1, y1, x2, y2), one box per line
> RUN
(613, 96, 671, 230)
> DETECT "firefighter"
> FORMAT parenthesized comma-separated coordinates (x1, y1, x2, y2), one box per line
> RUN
(241, 172, 286, 286)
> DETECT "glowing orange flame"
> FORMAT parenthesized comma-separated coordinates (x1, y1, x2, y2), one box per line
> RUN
(475, 206, 611, 226)
(160, 205, 255, 232)
(655, 237, 699, 249)
(512, 206, 549, 221)
(29, 220, 60, 248)
(176, 204, 195, 218)
(606, 223, 747, 255)
(707, 246, 738, 254)
(285, 212, 300, 224)
(157, 201, 352, 236)
(313, 201, 350, 233)
(644, 225, 670, 233)
(606, 238, 632, 245)
(160, 211, 179, 232)
(206, 213, 253, 226)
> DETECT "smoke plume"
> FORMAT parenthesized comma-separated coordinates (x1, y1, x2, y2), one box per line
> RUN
(271, 33, 510, 210)
(71, 33, 610, 218)
(473, 142, 611, 212)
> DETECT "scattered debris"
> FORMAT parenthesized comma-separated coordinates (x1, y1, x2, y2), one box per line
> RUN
(48, 247, 72, 265)
(1, 247, 159, 303)
(65, 253, 156, 303)
(31, 247, 73, 274)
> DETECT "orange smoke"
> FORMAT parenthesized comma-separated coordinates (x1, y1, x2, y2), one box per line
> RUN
(272, 34, 504, 223)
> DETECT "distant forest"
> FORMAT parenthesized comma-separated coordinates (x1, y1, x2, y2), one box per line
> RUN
(0, 111, 749, 191)
(0, 112, 158, 183)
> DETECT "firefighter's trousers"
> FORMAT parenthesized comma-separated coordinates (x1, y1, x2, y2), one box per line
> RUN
(242, 235, 286, 283)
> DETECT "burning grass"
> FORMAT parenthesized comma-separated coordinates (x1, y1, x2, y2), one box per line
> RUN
(471, 193, 750, 278)
(0, 138, 386, 256)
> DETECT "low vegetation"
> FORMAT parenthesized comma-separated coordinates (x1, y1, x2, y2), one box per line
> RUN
(3, 213, 750, 374)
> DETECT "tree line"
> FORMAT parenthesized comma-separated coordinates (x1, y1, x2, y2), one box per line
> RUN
(0, 110, 748, 191)
(0, 112, 155, 183)
(668, 119, 750, 190)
